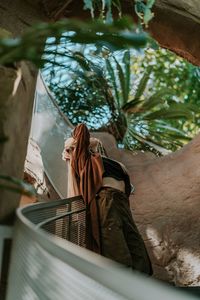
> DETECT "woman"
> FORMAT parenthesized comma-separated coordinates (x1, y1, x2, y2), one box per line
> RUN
(62, 123, 152, 275)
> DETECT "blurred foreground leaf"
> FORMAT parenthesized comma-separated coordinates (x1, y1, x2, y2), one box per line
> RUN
(0, 175, 36, 196)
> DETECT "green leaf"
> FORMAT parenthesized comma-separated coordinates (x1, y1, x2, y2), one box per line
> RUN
(152, 121, 189, 135)
(143, 8, 154, 25)
(135, 1, 146, 17)
(122, 50, 131, 105)
(141, 88, 174, 110)
(0, 175, 36, 196)
(83, 0, 94, 18)
(112, 0, 122, 16)
(163, 133, 191, 142)
(148, 36, 159, 49)
(144, 106, 194, 120)
(122, 98, 144, 113)
(0, 18, 148, 66)
(106, 58, 120, 107)
(147, 0, 155, 8)
(128, 127, 171, 155)
(134, 67, 152, 100)
(113, 56, 127, 106)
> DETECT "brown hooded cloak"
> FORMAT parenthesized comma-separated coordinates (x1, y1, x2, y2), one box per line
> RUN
(71, 124, 104, 253)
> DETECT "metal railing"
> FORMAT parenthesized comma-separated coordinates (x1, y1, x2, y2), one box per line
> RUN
(6, 197, 199, 300)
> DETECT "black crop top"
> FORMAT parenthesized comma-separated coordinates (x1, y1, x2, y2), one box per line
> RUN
(102, 156, 131, 196)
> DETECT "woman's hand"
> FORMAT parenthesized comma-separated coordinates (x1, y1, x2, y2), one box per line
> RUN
(62, 148, 71, 160)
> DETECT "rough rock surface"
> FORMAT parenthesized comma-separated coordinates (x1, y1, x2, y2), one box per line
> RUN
(94, 132, 200, 286)
(149, 0, 200, 66)
(0, 0, 47, 36)
(23, 138, 60, 203)
(0, 63, 37, 223)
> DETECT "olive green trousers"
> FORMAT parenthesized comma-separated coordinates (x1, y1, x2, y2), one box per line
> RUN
(96, 187, 153, 275)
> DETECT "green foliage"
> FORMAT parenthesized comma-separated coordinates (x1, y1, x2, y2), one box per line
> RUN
(0, 0, 197, 156)
(84, 0, 122, 22)
(105, 50, 200, 153)
(0, 17, 148, 67)
(44, 46, 200, 155)
(135, 0, 155, 26)
(83, 0, 155, 25)
(84, 0, 95, 18)
(0, 174, 36, 196)
(106, 51, 131, 107)
(133, 66, 152, 101)
(48, 52, 117, 130)
(133, 48, 200, 136)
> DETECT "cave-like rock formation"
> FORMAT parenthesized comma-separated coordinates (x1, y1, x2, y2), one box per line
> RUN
(22, 138, 59, 204)
(94, 132, 200, 286)
(149, 0, 200, 66)
(0, 63, 37, 223)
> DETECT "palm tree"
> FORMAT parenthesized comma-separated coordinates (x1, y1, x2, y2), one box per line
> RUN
(106, 52, 196, 154)
(46, 49, 198, 155)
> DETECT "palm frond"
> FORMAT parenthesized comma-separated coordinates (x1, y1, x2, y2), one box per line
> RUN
(127, 127, 171, 155)
(0, 17, 148, 66)
(113, 56, 127, 106)
(152, 121, 191, 135)
(121, 98, 144, 113)
(106, 58, 120, 107)
(144, 104, 195, 120)
(134, 66, 152, 100)
(141, 88, 174, 110)
(122, 50, 131, 104)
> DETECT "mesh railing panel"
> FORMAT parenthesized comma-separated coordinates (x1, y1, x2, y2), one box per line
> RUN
(23, 197, 84, 223)
(23, 197, 86, 248)
(41, 210, 86, 247)
(23, 206, 61, 225)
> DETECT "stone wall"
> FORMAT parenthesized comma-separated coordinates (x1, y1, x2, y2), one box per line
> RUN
(0, 0, 47, 36)
(0, 0, 47, 222)
(0, 63, 37, 223)
(95, 132, 200, 286)
(149, 0, 200, 66)
(23, 138, 60, 204)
